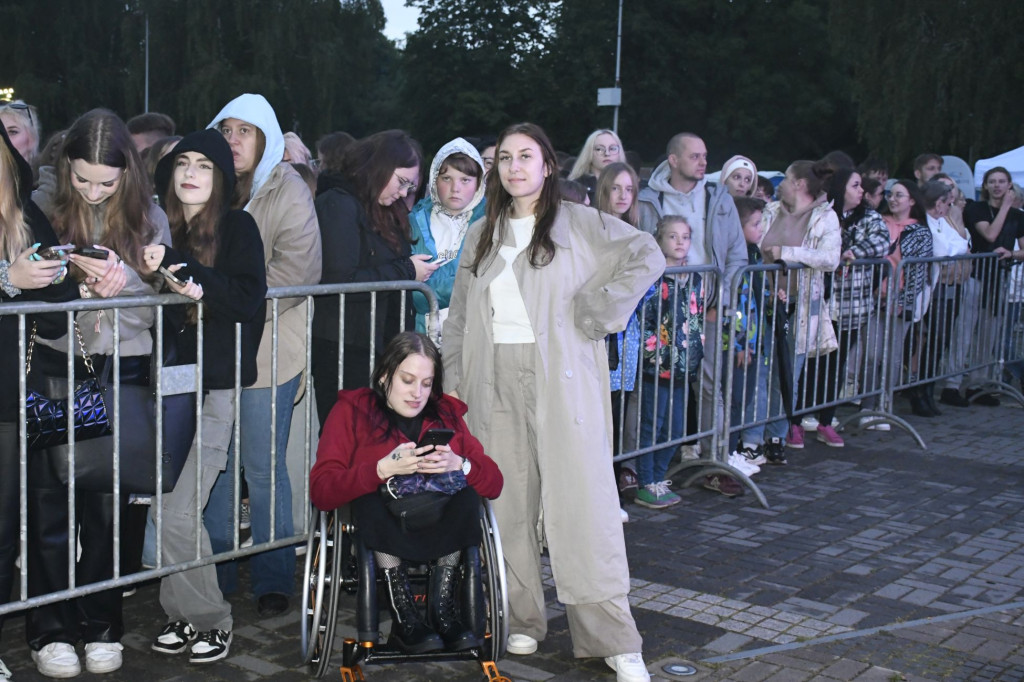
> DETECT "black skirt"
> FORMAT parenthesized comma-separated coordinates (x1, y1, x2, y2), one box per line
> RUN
(352, 486, 482, 562)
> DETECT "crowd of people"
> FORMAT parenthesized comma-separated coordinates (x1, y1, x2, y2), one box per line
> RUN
(1, 96, 1023, 682)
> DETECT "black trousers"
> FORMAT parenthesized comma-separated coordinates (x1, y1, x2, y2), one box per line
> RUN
(24, 352, 150, 649)
(0, 423, 20, 637)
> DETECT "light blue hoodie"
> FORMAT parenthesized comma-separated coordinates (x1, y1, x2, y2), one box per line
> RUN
(207, 93, 285, 209)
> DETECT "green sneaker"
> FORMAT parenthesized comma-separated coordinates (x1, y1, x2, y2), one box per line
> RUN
(634, 481, 680, 509)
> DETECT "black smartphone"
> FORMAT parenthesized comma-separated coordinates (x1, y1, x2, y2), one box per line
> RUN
(158, 266, 186, 286)
(77, 246, 109, 260)
(416, 428, 455, 454)
(39, 244, 75, 260)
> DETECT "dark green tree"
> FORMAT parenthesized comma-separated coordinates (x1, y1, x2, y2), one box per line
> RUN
(831, 0, 1024, 171)
(0, 0, 401, 147)
(400, 0, 558, 155)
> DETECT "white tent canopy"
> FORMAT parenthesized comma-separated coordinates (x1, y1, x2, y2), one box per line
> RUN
(973, 145, 1024, 188)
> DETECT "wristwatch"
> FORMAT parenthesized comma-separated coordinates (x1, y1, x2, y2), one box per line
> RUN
(460, 457, 472, 475)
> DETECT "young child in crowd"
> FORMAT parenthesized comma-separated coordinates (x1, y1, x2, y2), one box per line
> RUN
(636, 215, 703, 508)
(727, 197, 789, 470)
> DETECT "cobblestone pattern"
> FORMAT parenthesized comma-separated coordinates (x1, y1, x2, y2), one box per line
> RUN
(0, 401, 1022, 680)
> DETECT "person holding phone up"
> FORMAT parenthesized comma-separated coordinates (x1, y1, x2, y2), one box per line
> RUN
(310, 331, 502, 654)
(312, 130, 437, 428)
(25, 109, 164, 679)
(142, 129, 268, 664)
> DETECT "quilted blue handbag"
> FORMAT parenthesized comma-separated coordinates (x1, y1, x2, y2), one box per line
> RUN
(24, 322, 110, 451)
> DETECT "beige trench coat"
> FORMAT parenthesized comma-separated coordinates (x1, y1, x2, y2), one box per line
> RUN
(443, 201, 664, 605)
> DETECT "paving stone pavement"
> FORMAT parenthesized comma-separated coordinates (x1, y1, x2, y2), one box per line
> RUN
(2, 396, 1023, 680)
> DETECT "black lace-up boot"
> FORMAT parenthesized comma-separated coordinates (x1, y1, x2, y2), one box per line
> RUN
(427, 564, 478, 651)
(382, 565, 443, 654)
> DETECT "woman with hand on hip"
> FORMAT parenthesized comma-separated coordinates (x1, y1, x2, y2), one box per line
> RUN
(444, 123, 663, 682)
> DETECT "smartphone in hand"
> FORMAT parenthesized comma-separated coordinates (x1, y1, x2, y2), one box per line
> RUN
(38, 244, 75, 260)
(416, 428, 455, 455)
(76, 246, 109, 260)
(159, 266, 186, 286)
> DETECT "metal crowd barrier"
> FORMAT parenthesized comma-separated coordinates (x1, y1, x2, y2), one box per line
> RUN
(4, 253, 1022, 614)
(0, 281, 438, 618)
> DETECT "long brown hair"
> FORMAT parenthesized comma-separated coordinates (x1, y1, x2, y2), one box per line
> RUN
(50, 109, 158, 278)
(163, 158, 226, 269)
(338, 130, 421, 251)
(0, 140, 29, 261)
(468, 122, 560, 275)
(596, 161, 640, 227)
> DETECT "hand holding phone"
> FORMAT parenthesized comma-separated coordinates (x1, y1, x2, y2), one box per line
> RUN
(416, 428, 455, 455)
(76, 246, 110, 260)
(37, 244, 75, 261)
(159, 266, 186, 286)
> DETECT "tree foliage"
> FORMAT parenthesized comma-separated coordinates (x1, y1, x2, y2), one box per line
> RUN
(3, 0, 1020, 174)
(0, 0, 400, 143)
(830, 0, 1024, 168)
(400, 0, 558, 152)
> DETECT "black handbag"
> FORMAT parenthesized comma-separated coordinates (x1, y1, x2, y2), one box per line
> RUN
(24, 323, 110, 451)
(34, 327, 196, 494)
(380, 471, 467, 532)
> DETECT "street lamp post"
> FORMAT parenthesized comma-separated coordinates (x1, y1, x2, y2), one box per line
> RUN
(596, 0, 624, 133)
(612, 0, 623, 133)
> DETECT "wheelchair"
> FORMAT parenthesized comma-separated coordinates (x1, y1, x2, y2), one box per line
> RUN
(300, 498, 510, 681)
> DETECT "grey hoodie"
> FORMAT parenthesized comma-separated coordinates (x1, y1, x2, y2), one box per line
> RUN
(638, 159, 748, 303)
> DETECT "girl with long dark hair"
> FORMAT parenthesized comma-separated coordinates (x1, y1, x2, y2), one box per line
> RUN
(312, 129, 435, 425)
(444, 122, 663, 682)
(142, 129, 267, 664)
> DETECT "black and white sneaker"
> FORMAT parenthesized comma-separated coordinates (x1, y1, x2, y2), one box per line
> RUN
(764, 437, 788, 466)
(152, 620, 197, 655)
(189, 629, 231, 664)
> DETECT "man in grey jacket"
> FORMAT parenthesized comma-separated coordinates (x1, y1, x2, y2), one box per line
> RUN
(638, 132, 749, 496)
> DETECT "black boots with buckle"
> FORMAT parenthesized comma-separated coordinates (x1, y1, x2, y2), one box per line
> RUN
(383, 565, 443, 654)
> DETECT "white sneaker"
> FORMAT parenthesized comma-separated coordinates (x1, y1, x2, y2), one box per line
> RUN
(605, 652, 651, 682)
(728, 452, 760, 476)
(735, 444, 767, 467)
(0, 656, 12, 680)
(620, 507, 629, 523)
(858, 417, 890, 431)
(506, 633, 538, 655)
(677, 444, 700, 460)
(84, 642, 123, 674)
(31, 642, 81, 678)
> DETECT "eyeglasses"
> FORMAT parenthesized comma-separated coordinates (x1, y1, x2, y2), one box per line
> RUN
(889, 192, 909, 200)
(394, 171, 418, 193)
(0, 100, 33, 128)
(594, 145, 620, 156)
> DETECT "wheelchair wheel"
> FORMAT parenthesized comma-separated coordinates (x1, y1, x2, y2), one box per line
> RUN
(480, 499, 509, 660)
(301, 509, 343, 676)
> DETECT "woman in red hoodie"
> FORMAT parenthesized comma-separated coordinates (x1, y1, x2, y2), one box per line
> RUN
(311, 331, 502, 655)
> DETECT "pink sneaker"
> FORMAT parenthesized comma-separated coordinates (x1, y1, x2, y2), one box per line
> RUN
(815, 424, 845, 447)
(787, 424, 805, 449)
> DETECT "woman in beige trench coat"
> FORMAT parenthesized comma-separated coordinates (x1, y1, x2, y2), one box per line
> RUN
(442, 123, 664, 682)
